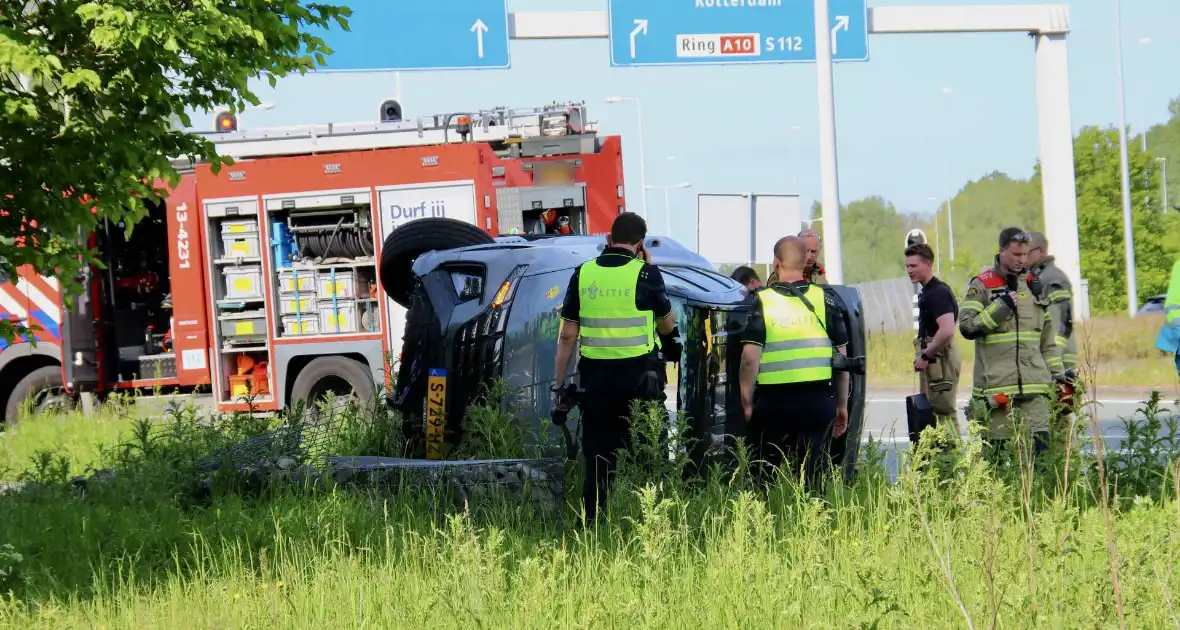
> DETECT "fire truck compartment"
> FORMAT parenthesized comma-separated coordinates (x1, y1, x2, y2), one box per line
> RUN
(495, 185, 588, 236)
(95, 200, 177, 383)
(203, 198, 273, 404)
(264, 189, 380, 345)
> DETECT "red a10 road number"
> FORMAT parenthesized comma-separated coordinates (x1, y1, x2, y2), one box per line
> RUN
(719, 35, 757, 55)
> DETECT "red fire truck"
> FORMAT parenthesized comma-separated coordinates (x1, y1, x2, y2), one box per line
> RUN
(0, 101, 626, 425)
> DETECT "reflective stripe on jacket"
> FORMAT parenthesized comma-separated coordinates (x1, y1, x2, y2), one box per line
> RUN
(577, 258, 655, 360)
(757, 285, 833, 385)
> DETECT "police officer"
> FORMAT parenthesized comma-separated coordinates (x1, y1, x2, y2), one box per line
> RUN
(959, 227, 1066, 455)
(905, 242, 962, 434)
(553, 212, 682, 522)
(767, 228, 828, 285)
(740, 235, 849, 491)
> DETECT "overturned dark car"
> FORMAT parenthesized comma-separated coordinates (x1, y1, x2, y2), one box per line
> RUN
(379, 218, 868, 478)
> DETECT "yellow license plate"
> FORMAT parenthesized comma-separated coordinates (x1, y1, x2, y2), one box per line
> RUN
(425, 368, 447, 460)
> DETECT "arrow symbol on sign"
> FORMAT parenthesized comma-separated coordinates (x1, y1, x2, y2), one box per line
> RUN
(471, 19, 488, 58)
(630, 19, 648, 59)
(831, 15, 850, 56)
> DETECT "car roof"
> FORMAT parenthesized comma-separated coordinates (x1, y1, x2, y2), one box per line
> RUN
(413, 233, 750, 308)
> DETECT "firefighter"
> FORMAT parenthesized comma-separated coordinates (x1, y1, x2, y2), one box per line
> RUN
(799, 228, 829, 284)
(552, 211, 682, 522)
(767, 228, 828, 285)
(1026, 231, 1081, 426)
(740, 235, 850, 492)
(1026, 232, 1077, 375)
(959, 227, 1066, 455)
(905, 243, 962, 434)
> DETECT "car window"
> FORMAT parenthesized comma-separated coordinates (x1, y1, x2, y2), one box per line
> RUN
(662, 266, 738, 293)
(501, 269, 574, 441)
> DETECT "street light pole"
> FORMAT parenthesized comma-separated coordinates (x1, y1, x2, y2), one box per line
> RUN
(605, 96, 649, 220)
(1114, 0, 1139, 317)
(813, 0, 844, 285)
(1137, 37, 1150, 152)
(945, 167, 956, 262)
(927, 196, 943, 275)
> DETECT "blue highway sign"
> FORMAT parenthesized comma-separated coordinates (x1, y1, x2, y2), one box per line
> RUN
(608, 0, 869, 67)
(312, 0, 510, 72)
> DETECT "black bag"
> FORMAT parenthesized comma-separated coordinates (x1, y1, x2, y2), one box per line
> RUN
(906, 392, 936, 444)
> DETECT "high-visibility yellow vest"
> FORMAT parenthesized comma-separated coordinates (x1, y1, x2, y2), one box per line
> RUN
(577, 257, 655, 360)
(1166, 259, 1180, 327)
(757, 286, 833, 385)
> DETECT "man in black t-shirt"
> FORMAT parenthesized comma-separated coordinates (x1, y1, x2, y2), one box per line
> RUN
(904, 243, 962, 432)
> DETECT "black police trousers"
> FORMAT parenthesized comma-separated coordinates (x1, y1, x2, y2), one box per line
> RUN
(579, 390, 666, 521)
(747, 387, 836, 492)
(579, 391, 636, 522)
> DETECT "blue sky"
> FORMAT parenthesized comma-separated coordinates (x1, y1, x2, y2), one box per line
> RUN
(234, 0, 1180, 246)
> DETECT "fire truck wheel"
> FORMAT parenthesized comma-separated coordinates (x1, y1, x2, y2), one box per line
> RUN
(290, 356, 376, 416)
(380, 218, 495, 308)
(4, 365, 73, 428)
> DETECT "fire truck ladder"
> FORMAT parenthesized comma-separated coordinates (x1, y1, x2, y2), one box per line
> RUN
(176, 102, 598, 163)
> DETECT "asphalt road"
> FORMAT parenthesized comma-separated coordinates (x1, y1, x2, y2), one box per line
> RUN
(862, 387, 1171, 445)
(861, 387, 1177, 476)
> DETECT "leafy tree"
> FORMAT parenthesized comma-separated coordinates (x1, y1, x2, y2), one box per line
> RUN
(840, 196, 907, 284)
(0, 0, 349, 343)
(1074, 125, 1169, 313)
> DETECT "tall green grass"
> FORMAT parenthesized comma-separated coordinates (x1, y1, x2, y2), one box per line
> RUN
(0, 386, 1179, 627)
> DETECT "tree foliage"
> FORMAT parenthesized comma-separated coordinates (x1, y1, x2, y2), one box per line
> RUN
(839, 196, 907, 284)
(0, 0, 349, 342)
(1075, 125, 1169, 313)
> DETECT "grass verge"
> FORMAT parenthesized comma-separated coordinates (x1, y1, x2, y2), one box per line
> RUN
(0, 385, 1179, 627)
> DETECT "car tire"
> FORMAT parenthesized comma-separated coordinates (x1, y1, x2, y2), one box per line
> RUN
(4, 365, 69, 428)
(289, 356, 376, 419)
(379, 217, 495, 308)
